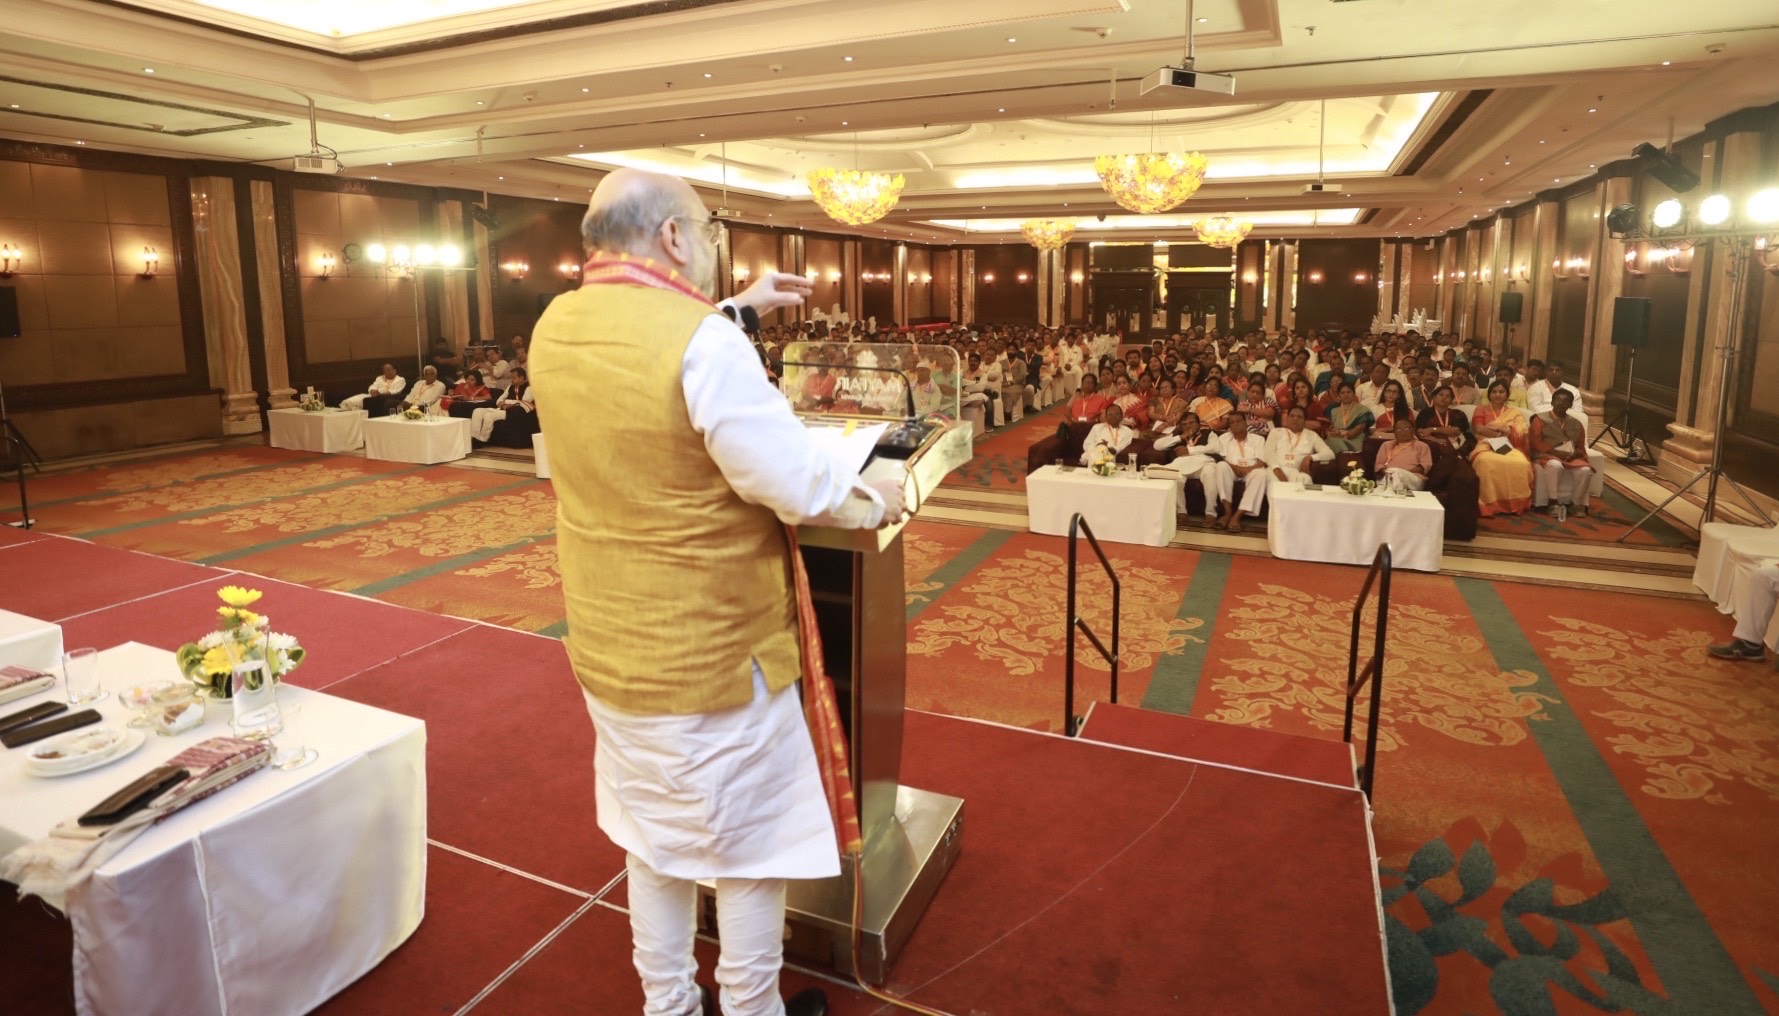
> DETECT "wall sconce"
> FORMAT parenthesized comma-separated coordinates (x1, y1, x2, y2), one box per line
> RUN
(734, 265, 751, 282)
(827, 270, 841, 282)
(1550, 257, 1567, 280)
(1305, 270, 1324, 284)
(1434, 272, 1444, 284)
(1070, 271, 1084, 284)
(0, 242, 20, 277)
(560, 262, 581, 280)
(1240, 270, 1258, 284)
(921, 273, 932, 284)
(1512, 264, 1530, 282)
(1661, 246, 1692, 276)
(1572, 257, 1590, 279)
(1016, 271, 1030, 284)
(1352, 271, 1369, 284)
(139, 246, 161, 278)
(499, 259, 529, 281)
(316, 252, 336, 279)
(1623, 246, 1646, 278)
(982, 272, 996, 284)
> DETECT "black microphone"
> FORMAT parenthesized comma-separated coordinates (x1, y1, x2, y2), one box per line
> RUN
(719, 304, 763, 336)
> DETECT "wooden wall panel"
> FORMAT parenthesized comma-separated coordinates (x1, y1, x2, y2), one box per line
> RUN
(1294, 238, 1381, 332)
(966, 244, 1039, 324)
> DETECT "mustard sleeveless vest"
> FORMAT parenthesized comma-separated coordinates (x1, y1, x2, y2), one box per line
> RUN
(530, 284, 800, 714)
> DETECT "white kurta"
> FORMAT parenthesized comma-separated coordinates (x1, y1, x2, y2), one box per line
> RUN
(581, 305, 883, 882)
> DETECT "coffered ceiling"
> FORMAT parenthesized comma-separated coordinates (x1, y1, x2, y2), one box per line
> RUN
(4, 0, 1778, 243)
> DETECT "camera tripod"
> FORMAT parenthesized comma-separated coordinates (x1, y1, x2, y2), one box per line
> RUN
(1590, 346, 1651, 466)
(0, 371, 39, 530)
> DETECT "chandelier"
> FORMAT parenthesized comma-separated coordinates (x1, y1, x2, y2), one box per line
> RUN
(806, 168, 905, 226)
(1020, 219, 1075, 251)
(1193, 214, 1252, 249)
(1093, 152, 1209, 214)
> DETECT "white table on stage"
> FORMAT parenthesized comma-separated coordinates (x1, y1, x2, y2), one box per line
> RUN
(267, 407, 367, 453)
(0, 608, 64, 671)
(364, 415, 472, 464)
(1269, 484, 1446, 573)
(532, 432, 551, 479)
(1693, 521, 1779, 649)
(1027, 465, 1176, 547)
(0, 642, 427, 1016)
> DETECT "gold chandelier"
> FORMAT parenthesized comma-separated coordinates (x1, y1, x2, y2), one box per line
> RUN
(1093, 152, 1209, 214)
(1193, 214, 1252, 249)
(1020, 219, 1075, 251)
(806, 168, 905, 226)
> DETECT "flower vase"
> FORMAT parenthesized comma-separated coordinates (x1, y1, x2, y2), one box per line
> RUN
(229, 660, 283, 740)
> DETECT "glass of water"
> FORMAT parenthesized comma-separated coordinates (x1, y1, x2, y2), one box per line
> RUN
(271, 701, 318, 771)
(64, 648, 106, 706)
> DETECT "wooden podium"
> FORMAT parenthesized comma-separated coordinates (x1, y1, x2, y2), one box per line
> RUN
(697, 423, 972, 983)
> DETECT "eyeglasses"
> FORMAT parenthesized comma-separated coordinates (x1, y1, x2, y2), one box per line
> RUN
(669, 214, 721, 243)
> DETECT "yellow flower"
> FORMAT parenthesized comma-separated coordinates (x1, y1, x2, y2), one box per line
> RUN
(217, 606, 263, 626)
(218, 585, 263, 608)
(201, 644, 240, 676)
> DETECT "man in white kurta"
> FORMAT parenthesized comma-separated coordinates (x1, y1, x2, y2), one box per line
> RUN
(534, 170, 908, 1016)
(1079, 404, 1136, 466)
(341, 363, 405, 411)
(400, 366, 446, 410)
(1265, 406, 1336, 484)
(1211, 412, 1269, 533)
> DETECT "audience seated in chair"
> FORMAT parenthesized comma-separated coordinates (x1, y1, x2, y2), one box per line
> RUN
(1079, 404, 1136, 466)
(1708, 562, 1779, 663)
(402, 366, 447, 412)
(472, 367, 536, 443)
(443, 370, 493, 417)
(1530, 388, 1594, 518)
(1211, 412, 1268, 533)
(344, 363, 406, 414)
(1375, 418, 1433, 491)
(1469, 380, 1534, 516)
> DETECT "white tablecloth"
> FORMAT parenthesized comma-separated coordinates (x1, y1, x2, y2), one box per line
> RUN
(0, 608, 63, 671)
(0, 642, 427, 1016)
(533, 432, 551, 479)
(1027, 465, 1176, 547)
(1269, 484, 1446, 572)
(364, 416, 472, 464)
(1693, 521, 1779, 649)
(267, 408, 367, 453)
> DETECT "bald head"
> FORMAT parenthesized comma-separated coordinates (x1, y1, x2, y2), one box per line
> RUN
(581, 168, 716, 293)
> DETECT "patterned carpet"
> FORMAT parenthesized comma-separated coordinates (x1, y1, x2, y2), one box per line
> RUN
(7, 440, 1773, 1014)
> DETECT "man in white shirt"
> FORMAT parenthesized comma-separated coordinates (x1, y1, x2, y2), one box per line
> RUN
(469, 366, 535, 441)
(1211, 412, 1269, 533)
(1079, 403, 1135, 466)
(1355, 364, 1392, 412)
(401, 365, 447, 410)
(1708, 560, 1779, 663)
(1526, 360, 1583, 417)
(342, 363, 405, 411)
(481, 346, 511, 383)
(1264, 406, 1336, 484)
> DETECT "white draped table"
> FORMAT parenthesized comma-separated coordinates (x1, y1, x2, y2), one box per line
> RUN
(364, 415, 472, 464)
(0, 607, 64, 671)
(1693, 521, 1779, 649)
(1269, 484, 1446, 573)
(0, 642, 427, 1016)
(1026, 465, 1177, 547)
(267, 407, 367, 453)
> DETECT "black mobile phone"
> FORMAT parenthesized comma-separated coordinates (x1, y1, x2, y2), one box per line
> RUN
(0, 700, 66, 734)
(78, 766, 190, 827)
(1, 709, 103, 749)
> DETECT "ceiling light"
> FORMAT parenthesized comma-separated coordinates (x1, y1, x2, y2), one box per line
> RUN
(840, 121, 848, 125)
(1661, 60, 1671, 66)
(75, 140, 85, 145)
(1587, 107, 1597, 113)
(1194, 214, 1252, 249)
(382, 113, 392, 118)
(475, 101, 484, 106)
(844, 55, 853, 62)
(497, 175, 505, 180)
(1538, 139, 1546, 144)
(581, 87, 589, 93)
(1651, 199, 1683, 228)
(807, 168, 904, 225)
(1196, 16, 1208, 22)
(1697, 193, 1731, 225)
(699, 133, 706, 137)
(1006, 37, 1016, 43)
(703, 72, 713, 78)
(7, 104, 17, 109)
(1021, 220, 1075, 251)
(142, 67, 154, 74)
(1746, 188, 1779, 224)
(997, 108, 1006, 113)
(1095, 152, 1208, 214)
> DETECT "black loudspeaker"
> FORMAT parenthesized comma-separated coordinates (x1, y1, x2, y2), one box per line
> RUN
(1611, 296, 1653, 348)
(0, 286, 19, 338)
(1498, 291, 1523, 324)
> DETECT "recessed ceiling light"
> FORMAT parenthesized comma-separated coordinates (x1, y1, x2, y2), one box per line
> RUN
(1538, 139, 1546, 144)
(581, 87, 589, 93)
(475, 100, 484, 106)
(382, 113, 392, 118)
(75, 140, 85, 145)
(699, 133, 706, 137)
(7, 104, 17, 109)
(1661, 60, 1671, 66)
(370, 175, 377, 179)
(703, 72, 713, 78)
(997, 107, 1005, 112)
(498, 176, 504, 180)
(142, 67, 154, 74)
(1587, 107, 1597, 113)
(841, 121, 848, 125)
(1006, 37, 1016, 43)
(385, 161, 392, 166)
(844, 55, 853, 62)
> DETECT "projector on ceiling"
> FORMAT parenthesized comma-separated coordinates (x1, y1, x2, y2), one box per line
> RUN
(1303, 182, 1342, 195)
(293, 155, 342, 175)
(1139, 65, 1236, 98)
(711, 207, 746, 221)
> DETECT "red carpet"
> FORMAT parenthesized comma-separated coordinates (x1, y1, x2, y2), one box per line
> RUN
(1078, 700, 1359, 788)
(0, 535, 230, 623)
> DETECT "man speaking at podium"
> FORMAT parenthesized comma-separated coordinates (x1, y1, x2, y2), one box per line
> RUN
(530, 169, 908, 1016)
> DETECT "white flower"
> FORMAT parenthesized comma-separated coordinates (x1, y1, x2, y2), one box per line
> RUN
(198, 631, 226, 649)
(266, 632, 298, 652)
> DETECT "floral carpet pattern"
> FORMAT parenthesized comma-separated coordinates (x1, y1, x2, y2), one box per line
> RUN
(12, 442, 1776, 1014)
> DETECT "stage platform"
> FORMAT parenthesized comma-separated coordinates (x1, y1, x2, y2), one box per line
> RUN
(1, 531, 1390, 1015)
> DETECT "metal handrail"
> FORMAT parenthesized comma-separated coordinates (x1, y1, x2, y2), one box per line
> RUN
(1064, 513, 1120, 736)
(1341, 543, 1392, 800)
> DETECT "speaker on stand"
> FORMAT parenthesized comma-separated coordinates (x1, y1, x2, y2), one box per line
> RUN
(1593, 296, 1651, 465)
(1498, 290, 1523, 360)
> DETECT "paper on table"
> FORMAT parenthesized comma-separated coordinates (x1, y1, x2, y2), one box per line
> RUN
(803, 420, 890, 475)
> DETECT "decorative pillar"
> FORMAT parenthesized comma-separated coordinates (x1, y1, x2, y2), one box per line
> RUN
(1277, 242, 1297, 331)
(781, 233, 804, 324)
(246, 180, 296, 409)
(893, 243, 908, 327)
(1528, 198, 1559, 361)
(189, 176, 261, 434)
(472, 210, 496, 342)
(439, 202, 473, 348)
(841, 240, 861, 318)
(959, 249, 976, 326)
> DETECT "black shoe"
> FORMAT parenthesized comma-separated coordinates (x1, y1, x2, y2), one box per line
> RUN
(1707, 639, 1766, 661)
(785, 987, 828, 1016)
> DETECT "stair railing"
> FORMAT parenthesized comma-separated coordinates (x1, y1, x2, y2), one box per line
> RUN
(1064, 512, 1120, 736)
(1341, 543, 1392, 800)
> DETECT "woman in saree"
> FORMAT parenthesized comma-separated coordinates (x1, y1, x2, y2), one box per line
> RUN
(1415, 384, 1473, 456)
(1469, 379, 1534, 516)
(1325, 381, 1374, 454)
(1235, 380, 1277, 437)
(1370, 380, 1413, 437)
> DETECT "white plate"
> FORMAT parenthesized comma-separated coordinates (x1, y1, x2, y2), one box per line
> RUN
(24, 727, 147, 778)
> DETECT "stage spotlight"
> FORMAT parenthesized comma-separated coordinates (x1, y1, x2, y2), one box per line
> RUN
(414, 244, 437, 265)
(1697, 194, 1731, 226)
(1747, 188, 1779, 225)
(366, 243, 387, 263)
(439, 244, 463, 266)
(1632, 142, 1701, 193)
(1651, 199, 1684, 229)
(1605, 203, 1641, 235)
